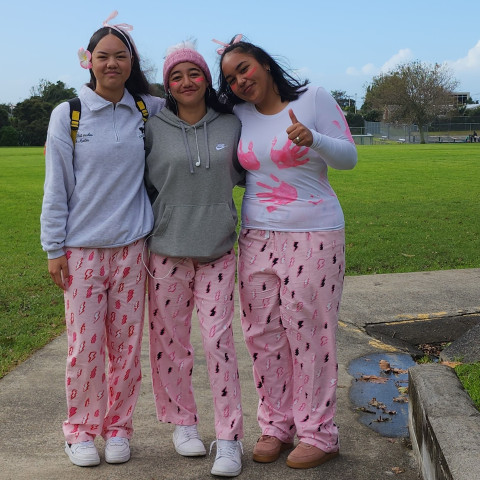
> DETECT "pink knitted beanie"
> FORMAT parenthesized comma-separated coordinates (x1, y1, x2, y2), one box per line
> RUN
(163, 41, 212, 89)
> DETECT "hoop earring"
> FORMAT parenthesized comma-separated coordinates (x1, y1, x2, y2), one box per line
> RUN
(167, 90, 178, 113)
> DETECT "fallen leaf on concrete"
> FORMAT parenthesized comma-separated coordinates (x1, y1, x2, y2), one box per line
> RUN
(392, 466, 405, 474)
(379, 360, 391, 371)
(369, 397, 397, 415)
(369, 397, 386, 409)
(360, 375, 388, 383)
(373, 415, 391, 423)
(440, 361, 462, 368)
(379, 359, 408, 375)
(356, 406, 376, 414)
(396, 386, 408, 395)
(393, 396, 408, 403)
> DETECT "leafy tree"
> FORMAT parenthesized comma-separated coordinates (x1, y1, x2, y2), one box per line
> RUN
(0, 126, 19, 146)
(149, 83, 166, 98)
(12, 79, 77, 146)
(364, 61, 459, 143)
(331, 90, 356, 111)
(345, 112, 364, 129)
(30, 79, 76, 106)
(465, 105, 480, 117)
(12, 97, 52, 146)
(0, 106, 9, 129)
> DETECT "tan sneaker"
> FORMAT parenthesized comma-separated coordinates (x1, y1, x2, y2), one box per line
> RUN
(252, 435, 294, 463)
(286, 442, 339, 469)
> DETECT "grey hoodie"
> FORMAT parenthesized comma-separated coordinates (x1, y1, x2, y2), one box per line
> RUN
(144, 107, 244, 262)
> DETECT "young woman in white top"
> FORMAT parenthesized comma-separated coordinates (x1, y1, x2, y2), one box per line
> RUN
(217, 35, 357, 470)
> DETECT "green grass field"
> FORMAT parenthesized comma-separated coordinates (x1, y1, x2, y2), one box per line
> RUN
(1, 144, 479, 379)
(455, 363, 480, 410)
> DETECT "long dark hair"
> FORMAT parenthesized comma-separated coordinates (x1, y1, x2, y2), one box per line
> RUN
(166, 87, 232, 115)
(86, 27, 150, 95)
(217, 37, 309, 106)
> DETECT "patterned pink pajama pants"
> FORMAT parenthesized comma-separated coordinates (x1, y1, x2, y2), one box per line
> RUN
(238, 229, 345, 452)
(62, 241, 146, 443)
(148, 250, 243, 440)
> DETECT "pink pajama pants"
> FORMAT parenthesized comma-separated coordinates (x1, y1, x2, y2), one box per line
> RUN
(238, 229, 345, 452)
(148, 250, 243, 440)
(62, 241, 146, 443)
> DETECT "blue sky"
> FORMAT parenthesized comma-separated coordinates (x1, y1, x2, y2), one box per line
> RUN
(2, 0, 480, 107)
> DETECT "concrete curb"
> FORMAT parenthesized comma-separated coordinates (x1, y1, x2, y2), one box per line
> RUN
(408, 364, 480, 480)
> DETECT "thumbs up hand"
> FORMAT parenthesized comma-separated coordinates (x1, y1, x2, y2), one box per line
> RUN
(286, 109, 313, 147)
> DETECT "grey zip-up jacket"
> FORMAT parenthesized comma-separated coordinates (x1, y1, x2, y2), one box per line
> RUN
(144, 107, 244, 262)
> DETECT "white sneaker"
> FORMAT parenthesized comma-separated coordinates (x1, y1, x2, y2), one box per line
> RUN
(65, 440, 100, 467)
(173, 425, 206, 456)
(210, 440, 243, 477)
(105, 437, 131, 464)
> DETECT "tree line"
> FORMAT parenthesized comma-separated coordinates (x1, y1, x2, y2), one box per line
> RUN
(0, 80, 165, 147)
(2, 61, 479, 146)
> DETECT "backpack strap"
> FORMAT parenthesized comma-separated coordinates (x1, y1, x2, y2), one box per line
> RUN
(68, 97, 81, 146)
(132, 94, 149, 123)
(68, 95, 147, 149)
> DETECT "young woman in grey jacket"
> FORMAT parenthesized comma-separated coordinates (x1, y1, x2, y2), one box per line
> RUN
(144, 41, 245, 478)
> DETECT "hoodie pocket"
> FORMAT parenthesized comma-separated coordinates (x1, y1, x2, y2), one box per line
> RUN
(151, 203, 237, 259)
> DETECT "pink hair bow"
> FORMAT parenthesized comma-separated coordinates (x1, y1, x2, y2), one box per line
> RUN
(103, 10, 133, 32)
(212, 34, 243, 55)
(102, 10, 135, 57)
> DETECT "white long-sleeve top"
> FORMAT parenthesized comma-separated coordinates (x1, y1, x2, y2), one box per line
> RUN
(234, 85, 357, 231)
(40, 85, 165, 259)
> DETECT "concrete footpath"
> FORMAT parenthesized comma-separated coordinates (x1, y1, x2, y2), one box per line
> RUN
(1, 268, 479, 480)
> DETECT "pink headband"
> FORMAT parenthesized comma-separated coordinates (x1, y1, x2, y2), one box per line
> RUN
(77, 11, 137, 70)
(212, 34, 243, 55)
(102, 10, 136, 57)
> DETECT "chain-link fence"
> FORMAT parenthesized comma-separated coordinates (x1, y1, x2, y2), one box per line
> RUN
(351, 121, 480, 144)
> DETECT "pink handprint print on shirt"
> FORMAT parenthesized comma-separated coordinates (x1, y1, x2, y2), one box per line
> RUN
(237, 139, 261, 170)
(256, 174, 298, 213)
(270, 137, 310, 169)
(333, 104, 354, 143)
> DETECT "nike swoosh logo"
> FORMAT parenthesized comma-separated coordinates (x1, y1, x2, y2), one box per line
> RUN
(216, 144, 227, 151)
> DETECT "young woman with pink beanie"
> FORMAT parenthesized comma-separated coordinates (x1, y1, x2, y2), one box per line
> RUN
(144, 41, 245, 477)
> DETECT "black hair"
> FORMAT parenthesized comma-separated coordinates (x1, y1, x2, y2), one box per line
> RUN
(86, 27, 150, 95)
(217, 36, 309, 106)
(166, 87, 233, 115)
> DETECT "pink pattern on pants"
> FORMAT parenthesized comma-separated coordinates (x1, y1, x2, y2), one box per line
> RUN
(62, 241, 146, 443)
(238, 229, 345, 452)
(148, 250, 243, 440)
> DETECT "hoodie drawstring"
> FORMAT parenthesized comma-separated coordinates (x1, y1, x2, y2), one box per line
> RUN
(182, 122, 210, 174)
(203, 121, 210, 169)
(181, 123, 195, 173)
(194, 126, 201, 167)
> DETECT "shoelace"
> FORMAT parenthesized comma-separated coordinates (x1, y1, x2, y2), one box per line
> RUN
(70, 441, 96, 452)
(180, 426, 201, 440)
(209, 440, 244, 457)
(108, 438, 127, 445)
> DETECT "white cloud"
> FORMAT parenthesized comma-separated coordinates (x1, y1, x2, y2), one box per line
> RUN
(346, 63, 376, 76)
(380, 49, 413, 73)
(448, 40, 480, 71)
(346, 49, 413, 77)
